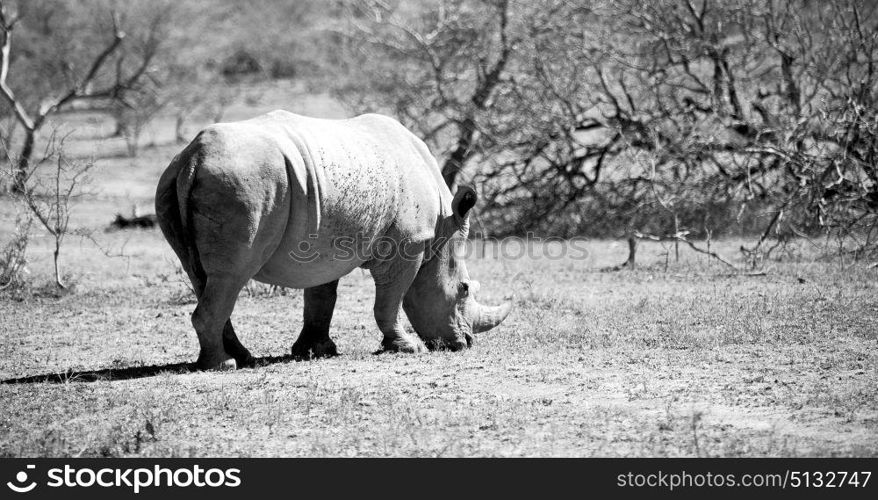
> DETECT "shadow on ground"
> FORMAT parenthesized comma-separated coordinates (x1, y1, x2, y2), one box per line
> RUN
(0, 354, 299, 384)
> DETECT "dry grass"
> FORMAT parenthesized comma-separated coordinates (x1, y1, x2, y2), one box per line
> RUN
(0, 94, 876, 457)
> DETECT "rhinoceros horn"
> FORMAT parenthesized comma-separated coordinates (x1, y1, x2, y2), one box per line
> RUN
(472, 300, 512, 333)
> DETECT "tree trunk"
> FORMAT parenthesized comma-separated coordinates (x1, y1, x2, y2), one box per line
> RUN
(674, 215, 680, 263)
(175, 113, 187, 144)
(125, 129, 139, 157)
(626, 234, 637, 269)
(53, 238, 64, 289)
(441, 118, 476, 188)
(12, 128, 35, 193)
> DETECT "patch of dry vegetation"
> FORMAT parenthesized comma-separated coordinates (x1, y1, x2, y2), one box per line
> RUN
(1, 220, 875, 456)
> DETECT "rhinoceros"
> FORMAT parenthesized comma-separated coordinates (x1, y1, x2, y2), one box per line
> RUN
(155, 110, 512, 370)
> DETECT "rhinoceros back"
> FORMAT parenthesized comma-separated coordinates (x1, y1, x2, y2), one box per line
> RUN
(244, 111, 452, 288)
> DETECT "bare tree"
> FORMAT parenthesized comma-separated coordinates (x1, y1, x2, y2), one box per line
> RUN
(112, 87, 168, 157)
(3, 131, 93, 288)
(332, 0, 878, 260)
(332, 0, 517, 188)
(0, 209, 30, 292)
(0, 0, 157, 191)
(579, 0, 878, 256)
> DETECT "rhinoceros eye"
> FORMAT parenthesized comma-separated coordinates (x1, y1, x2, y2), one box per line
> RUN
(457, 281, 470, 296)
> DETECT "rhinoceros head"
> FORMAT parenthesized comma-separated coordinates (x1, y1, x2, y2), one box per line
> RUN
(402, 187, 512, 350)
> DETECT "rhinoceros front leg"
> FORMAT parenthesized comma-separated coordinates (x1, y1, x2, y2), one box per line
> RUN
(371, 254, 428, 354)
(291, 280, 340, 360)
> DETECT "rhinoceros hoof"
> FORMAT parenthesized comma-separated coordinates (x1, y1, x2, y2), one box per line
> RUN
(424, 337, 469, 351)
(223, 343, 255, 368)
(291, 338, 339, 360)
(234, 352, 256, 368)
(196, 355, 237, 371)
(379, 337, 428, 354)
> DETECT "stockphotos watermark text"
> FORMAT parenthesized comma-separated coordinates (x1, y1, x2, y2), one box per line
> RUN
(287, 232, 591, 263)
(6, 464, 240, 494)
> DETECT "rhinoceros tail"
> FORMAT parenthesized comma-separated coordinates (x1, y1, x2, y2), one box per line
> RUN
(155, 138, 206, 296)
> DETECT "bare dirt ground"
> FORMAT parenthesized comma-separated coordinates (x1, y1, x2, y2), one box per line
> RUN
(1, 93, 876, 457)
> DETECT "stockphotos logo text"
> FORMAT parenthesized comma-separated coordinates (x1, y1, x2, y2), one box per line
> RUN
(6, 464, 241, 494)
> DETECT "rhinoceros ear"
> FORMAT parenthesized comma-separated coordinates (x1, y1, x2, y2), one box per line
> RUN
(452, 186, 477, 221)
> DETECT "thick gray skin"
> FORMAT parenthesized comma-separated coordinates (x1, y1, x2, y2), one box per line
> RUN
(155, 111, 512, 370)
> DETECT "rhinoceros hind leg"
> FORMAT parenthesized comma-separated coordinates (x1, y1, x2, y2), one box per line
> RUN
(223, 320, 255, 367)
(291, 280, 340, 360)
(192, 275, 246, 370)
